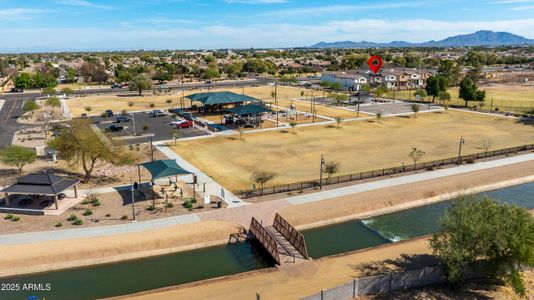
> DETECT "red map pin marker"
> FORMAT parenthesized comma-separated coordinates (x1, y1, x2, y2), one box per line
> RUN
(367, 55, 383, 74)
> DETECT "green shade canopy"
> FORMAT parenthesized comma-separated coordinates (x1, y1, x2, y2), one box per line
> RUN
(186, 91, 259, 105)
(225, 103, 272, 116)
(140, 160, 192, 180)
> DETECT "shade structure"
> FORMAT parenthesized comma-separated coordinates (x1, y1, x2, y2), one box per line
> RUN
(186, 91, 259, 106)
(225, 103, 272, 116)
(1, 172, 79, 196)
(140, 160, 193, 180)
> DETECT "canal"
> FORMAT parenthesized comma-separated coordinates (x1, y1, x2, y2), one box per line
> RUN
(1, 181, 532, 299)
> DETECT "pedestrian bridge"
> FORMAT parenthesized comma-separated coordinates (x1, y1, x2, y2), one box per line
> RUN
(248, 213, 309, 266)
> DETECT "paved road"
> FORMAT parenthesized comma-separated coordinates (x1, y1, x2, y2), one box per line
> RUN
(0, 77, 274, 102)
(0, 98, 28, 148)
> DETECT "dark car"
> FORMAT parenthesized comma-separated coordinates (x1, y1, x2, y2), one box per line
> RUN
(111, 83, 123, 89)
(104, 110, 114, 117)
(10, 87, 23, 93)
(105, 125, 124, 132)
(116, 115, 132, 123)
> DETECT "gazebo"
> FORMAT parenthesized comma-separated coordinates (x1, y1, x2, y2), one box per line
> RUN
(1, 172, 79, 210)
(186, 91, 260, 115)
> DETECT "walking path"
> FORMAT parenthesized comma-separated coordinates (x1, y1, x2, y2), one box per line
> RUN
(1, 153, 534, 246)
(155, 144, 246, 208)
(286, 153, 534, 205)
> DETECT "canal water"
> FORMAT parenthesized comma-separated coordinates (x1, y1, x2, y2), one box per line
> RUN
(0, 240, 274, 300)
(302, 181, 534, 258)
(2, 182, 532, 299)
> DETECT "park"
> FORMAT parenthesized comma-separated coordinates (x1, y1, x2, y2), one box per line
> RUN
(172, 109, 534, 192)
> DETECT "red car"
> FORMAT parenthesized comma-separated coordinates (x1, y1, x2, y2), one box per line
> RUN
(176, 119, 194, 129)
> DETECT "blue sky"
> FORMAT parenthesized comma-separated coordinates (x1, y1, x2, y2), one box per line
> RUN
(1, 0, 534, 51)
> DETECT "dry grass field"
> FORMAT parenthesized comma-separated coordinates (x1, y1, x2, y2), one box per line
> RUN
(172, 110, 534, 192)
(66, 86, 310, 117)
(386, 85, 534, 113)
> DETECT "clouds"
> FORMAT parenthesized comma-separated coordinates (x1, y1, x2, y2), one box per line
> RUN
(1, 17, 534, 52)
(54, 0, 113, 9)
(224, 0, 287, 4)
(493, 0, 534, 10)
(0, 8, 49, 20)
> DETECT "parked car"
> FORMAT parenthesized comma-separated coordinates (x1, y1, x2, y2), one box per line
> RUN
(111, 83, 123, 89)
(175, 119, 194, 129)
(104, 110, 114, 117)
(10, 87, 23, 93)
(149, 110, 165, 117)
(116, 115, 132, 123)
(105, 125, 124, 132)
(205, 80, 212, 84)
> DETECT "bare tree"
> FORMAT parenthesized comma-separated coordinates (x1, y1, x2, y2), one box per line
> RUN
(409, 147, 425, 170)
(376, 113, 382, 123)
(482, 139, 493, 154)
(411, 104, 420, 119)
(323, 161, 340, 178)
(250, 171, 276, 189)
(334, 116, 343, 128)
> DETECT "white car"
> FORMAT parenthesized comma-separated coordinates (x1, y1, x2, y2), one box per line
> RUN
(169, 118, 185, 125)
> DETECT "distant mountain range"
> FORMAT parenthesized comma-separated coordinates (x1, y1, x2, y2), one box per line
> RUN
(310, 30, 534, 48)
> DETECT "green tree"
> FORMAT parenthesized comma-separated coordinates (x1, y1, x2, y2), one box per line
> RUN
(48, 119, 136, 183)
(289, 122, 297, 134)
(459, 78, 485, 107)
(129, 73, 152, 96)
(438, 91, 451, 102)
(413, 88, 427, 101)
(0, 145, 36, 174)
(13, 73, 33, 89)
(334, 116, 343, 128)
(329, 92, 349, 105)
(374, 86, 389, 98)
(425, 75, 449, 102)
(430, 196, 534, 296)
(376, 113, 382, 123)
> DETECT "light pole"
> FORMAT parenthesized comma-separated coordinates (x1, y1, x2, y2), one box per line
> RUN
(150, 136, 154, 161)
(275, 83, 279, 127)
(319, 155, 325, 190)
(457, 136, 465, 164)
(131, 113, 136, 136)
(130, 180, 137, 222)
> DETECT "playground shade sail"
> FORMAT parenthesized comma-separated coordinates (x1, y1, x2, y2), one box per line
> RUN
(140, 160, 193, 180)
(186, 91, 259, 105)
(225, 103, 272, 116)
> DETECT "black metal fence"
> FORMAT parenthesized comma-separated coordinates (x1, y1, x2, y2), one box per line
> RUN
(239, 144, 534, 198)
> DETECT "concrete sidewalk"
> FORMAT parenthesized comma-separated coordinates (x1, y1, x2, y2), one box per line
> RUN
(1, 153, 534, 245)
(286, 153, 534, 205)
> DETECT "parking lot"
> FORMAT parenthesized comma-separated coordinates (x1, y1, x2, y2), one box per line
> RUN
(92, 111, 209, 145)
(348, 101, 442, 116)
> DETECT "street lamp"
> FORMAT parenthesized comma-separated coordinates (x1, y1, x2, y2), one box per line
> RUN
(319, 155, 325, 190)
(457, 136, 465, 164)
(130, 180, 137, 222)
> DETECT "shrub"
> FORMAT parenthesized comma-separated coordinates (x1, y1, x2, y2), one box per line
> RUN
(465, 158, 476, 164)
(55, 222, 63, 227)
(146, 204, 156, 211)
(121, 215, 128, 220)
(183, 200, 193, 210)
(164, 202, 174, 208)
(83, 209, 93, 216)
(73, 219, 83, 225)
(149, 102, 155, 108)
(105, 213, 111, 217)
(92, 199, 101, 207)
(4, 214, 13, 220)
(67, 214, 78, 221)
(81, 199, 90, 205)
(11, 216, 20, 221)
(100, 112, 108, 118)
